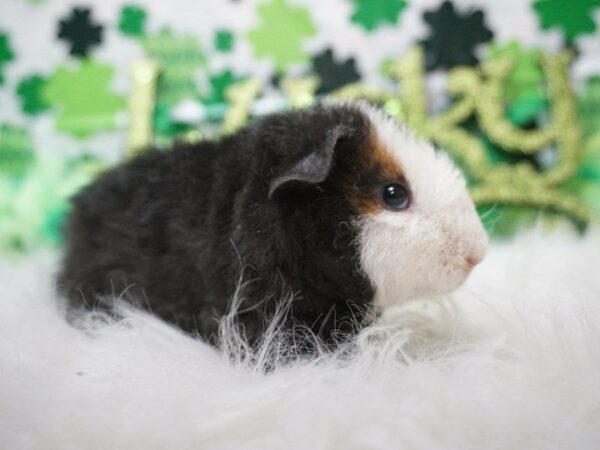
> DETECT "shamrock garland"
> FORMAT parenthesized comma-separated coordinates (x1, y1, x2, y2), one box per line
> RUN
(533, 0, 600, 43)
(311, 48, 361, 94)
(17, 75, 50, 116)
(422, 1, 493, 70)
(57, 7, 104, 58)
(118, 4, 147, 38)
(349, 0, 407, 31)
(247, 0, 316, 72)
(0, 31, 15, 86)
(42, 61, 125, 138)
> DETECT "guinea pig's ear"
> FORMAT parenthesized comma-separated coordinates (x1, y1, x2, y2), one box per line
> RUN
(268, 125, 349, 201)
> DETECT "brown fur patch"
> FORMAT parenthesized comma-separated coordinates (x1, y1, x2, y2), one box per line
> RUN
(341, 121, 406, 215)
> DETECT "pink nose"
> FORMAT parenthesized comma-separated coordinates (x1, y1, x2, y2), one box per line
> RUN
(465, 256, 479, 267)
(464, 252, 484, 268)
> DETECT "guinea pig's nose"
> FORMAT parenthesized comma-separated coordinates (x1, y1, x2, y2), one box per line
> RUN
(464, 253, 483, 268)
(463, 243, 487, 268)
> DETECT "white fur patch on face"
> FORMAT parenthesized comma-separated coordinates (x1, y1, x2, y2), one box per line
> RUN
(356, 103, 489, 309)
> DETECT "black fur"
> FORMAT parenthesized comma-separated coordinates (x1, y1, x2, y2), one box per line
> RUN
(58, 103, 378, 349)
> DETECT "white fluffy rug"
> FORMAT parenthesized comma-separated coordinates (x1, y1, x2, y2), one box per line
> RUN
(1, 228, 600, 450)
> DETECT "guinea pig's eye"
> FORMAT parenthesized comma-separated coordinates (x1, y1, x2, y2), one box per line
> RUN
(380, 183, 410, 210)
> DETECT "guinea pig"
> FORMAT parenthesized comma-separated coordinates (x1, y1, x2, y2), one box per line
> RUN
(58, 101, 488, 350)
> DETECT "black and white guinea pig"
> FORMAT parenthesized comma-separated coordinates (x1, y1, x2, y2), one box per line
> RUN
(58, 101, 488, 349)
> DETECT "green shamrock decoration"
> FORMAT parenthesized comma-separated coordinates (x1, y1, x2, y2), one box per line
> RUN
(57, 7, 104, 58)
(215, 29, 234, 52)
(247, 0, 317, 72)
(422, 1, 493, 70)
(0, 31, 15, 86)
(349, 0, 407, 31)
(119, 5, 147, 38)
(42, 60, 125, 138)
(0, 124, 34, 177)
(533, 0, 600, 42)
(142, 29, 206, 105)
(16, 75, 50, 116)
(311, 48, 361, 94)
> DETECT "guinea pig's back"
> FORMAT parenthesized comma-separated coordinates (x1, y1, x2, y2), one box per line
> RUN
(57, 141, 226, 317)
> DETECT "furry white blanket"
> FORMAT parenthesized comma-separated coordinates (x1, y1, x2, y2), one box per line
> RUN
(1, 229, 600, 449)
